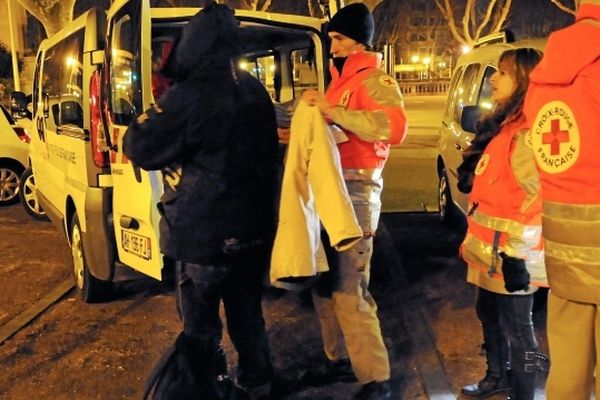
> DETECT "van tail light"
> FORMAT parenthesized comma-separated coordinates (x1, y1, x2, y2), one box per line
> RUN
(13, 126, 30, 143)
(90, 69, 109, 168)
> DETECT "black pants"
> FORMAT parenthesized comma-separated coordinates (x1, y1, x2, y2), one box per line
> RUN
(477, 288, 539, 399)
(176, 249, 273, 397)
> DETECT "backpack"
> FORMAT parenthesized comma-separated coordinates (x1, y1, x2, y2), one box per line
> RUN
(143, 332, 237, 400)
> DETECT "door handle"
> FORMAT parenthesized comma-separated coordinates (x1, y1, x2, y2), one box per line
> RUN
(120, 216, 140, 230)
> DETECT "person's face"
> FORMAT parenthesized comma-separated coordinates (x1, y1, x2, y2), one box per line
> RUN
(328, 32, 364, 58)
(490, 61, 517, 105)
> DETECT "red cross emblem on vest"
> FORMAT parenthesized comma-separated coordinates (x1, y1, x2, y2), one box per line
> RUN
(542, 119, 569, 156)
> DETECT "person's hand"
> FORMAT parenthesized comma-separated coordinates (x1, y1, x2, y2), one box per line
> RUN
(277, 128, 291, 144)
(301, 90, 332, 115)
(500, 252, 530, 292)
(136, 104, 163, 125)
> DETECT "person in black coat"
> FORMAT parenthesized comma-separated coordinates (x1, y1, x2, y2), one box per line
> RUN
(123, 3, 278, 399)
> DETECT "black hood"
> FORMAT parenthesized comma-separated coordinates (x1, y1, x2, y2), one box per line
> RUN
(162, 2, 240, 80)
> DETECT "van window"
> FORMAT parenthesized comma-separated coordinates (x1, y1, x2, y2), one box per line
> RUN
(108, 3, 141, 126)
(292, 48, 318, 93)
(478, 66, 496, 110)
(41, 29, 85, 129)
(453, 63, 480, 123)
(150, 19, 321, 105)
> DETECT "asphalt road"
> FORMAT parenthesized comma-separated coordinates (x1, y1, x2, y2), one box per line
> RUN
(382, 95, 445, 213)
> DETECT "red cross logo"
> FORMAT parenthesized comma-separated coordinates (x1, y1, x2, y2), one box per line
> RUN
(542, 119, 569, 156)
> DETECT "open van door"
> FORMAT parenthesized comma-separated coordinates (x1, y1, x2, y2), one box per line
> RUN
(105, 0, 164, 279)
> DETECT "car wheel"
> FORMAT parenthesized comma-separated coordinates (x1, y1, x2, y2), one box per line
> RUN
(71, 213, 111, 303)
(19, 168, 49, 221)
(438, 168, 462, 226)
(0, 160, 24, 206)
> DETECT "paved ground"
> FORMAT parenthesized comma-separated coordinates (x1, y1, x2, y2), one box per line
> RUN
(0, 204, 550, 399)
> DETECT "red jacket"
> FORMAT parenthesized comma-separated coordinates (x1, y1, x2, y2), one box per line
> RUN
(523, 2, 600, 302)
(325, 51, 407, 169)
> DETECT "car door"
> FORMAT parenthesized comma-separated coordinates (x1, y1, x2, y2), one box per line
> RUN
(106, 0, 164, 279)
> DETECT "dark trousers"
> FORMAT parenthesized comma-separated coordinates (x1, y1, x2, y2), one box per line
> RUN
(477, 288, 539, 399)
(176, 248, 273, 395)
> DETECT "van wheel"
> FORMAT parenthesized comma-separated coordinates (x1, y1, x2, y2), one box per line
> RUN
(0, 160, 24, 206)
(71, 213, 111, 303)
(19, 168, 49, 221)
(438, 168, 462, 226)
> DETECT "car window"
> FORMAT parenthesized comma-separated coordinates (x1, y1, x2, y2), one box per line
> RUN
(478, 66, 496, 110)
(444, 65, 464, 118)
(453, 63, 480, 123)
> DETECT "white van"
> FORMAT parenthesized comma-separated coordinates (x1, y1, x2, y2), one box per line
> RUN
(13, 0, 336, 302)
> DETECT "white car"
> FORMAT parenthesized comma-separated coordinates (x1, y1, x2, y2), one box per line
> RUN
(0, 104, 29, 206)
(437, 32, 545, 226)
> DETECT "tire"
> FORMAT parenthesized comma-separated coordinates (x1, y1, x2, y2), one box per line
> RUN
(0, 160, 24, 206)
(438, 167, 462, 227)
(71, 213, 112, 303)
(19, 168, 49, 221)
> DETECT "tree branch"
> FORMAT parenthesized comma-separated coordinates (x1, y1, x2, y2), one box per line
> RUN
(549, 0, 577, 15)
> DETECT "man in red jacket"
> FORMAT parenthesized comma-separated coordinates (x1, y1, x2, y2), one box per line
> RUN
(302, 3, 407, 399)
(523, 1, 600, 398)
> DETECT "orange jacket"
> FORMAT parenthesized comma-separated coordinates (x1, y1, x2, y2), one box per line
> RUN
(523, 2, 600, 303)
(461, 115, 546, 292)
(325, 51, 408, 169)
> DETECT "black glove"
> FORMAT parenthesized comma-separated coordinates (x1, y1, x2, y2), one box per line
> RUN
(500, 252, 530, 292)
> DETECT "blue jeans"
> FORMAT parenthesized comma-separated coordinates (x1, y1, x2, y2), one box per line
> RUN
(176, 247, 273, 397)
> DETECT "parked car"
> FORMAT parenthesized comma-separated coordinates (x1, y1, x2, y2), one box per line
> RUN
(436, 31, 546, 226)
(0, 104, 30, 206)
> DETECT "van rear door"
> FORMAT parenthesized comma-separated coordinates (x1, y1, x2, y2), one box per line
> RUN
(105, 0, 164, 279)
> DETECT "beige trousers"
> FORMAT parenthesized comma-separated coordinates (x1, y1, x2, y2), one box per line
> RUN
(546, 291, 600, 399)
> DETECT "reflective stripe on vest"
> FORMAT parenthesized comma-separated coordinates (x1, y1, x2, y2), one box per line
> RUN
(543, 201, 600, 261)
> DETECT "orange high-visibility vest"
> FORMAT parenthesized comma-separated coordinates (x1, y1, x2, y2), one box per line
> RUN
(461, 115, 546, 289)
(325, 51, 407, 169)
(524, 3, 600, 303)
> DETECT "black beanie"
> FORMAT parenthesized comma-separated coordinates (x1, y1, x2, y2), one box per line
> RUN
(327, 3, 374, 47)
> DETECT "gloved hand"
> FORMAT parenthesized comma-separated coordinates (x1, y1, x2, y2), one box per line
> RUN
(500, 252, 530, 292)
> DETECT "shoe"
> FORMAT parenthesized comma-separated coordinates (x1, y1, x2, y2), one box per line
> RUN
(353, 380, 392, 400)
(329, 359, 357, 383)
(461, 374, 510, 398)
(298, 358, 357, 385)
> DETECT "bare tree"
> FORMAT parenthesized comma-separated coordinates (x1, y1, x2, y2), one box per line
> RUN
(15, 0, 77, 36)
(343, 0, 383, 12)
(434, 0, 512, 47)
(229, 0, 272, 10)
(549, 0, 580, 15)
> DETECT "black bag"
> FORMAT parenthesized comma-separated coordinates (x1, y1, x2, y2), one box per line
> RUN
(143, 332, 237, 400)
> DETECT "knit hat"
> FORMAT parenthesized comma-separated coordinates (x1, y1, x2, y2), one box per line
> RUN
(327, 3, 374, 47)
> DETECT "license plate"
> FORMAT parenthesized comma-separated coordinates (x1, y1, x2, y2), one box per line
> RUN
(121, 230, 152, 260)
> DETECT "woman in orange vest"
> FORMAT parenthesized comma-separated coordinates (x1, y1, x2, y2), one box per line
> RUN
(457, 48, 547, 400)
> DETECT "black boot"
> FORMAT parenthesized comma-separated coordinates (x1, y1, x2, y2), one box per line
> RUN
(507, 350, 549, 400)
(461, 370, 510, 398)
(461, 340, 510, 398)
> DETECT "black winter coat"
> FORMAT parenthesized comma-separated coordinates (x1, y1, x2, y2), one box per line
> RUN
(123, 62, 278, 262)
